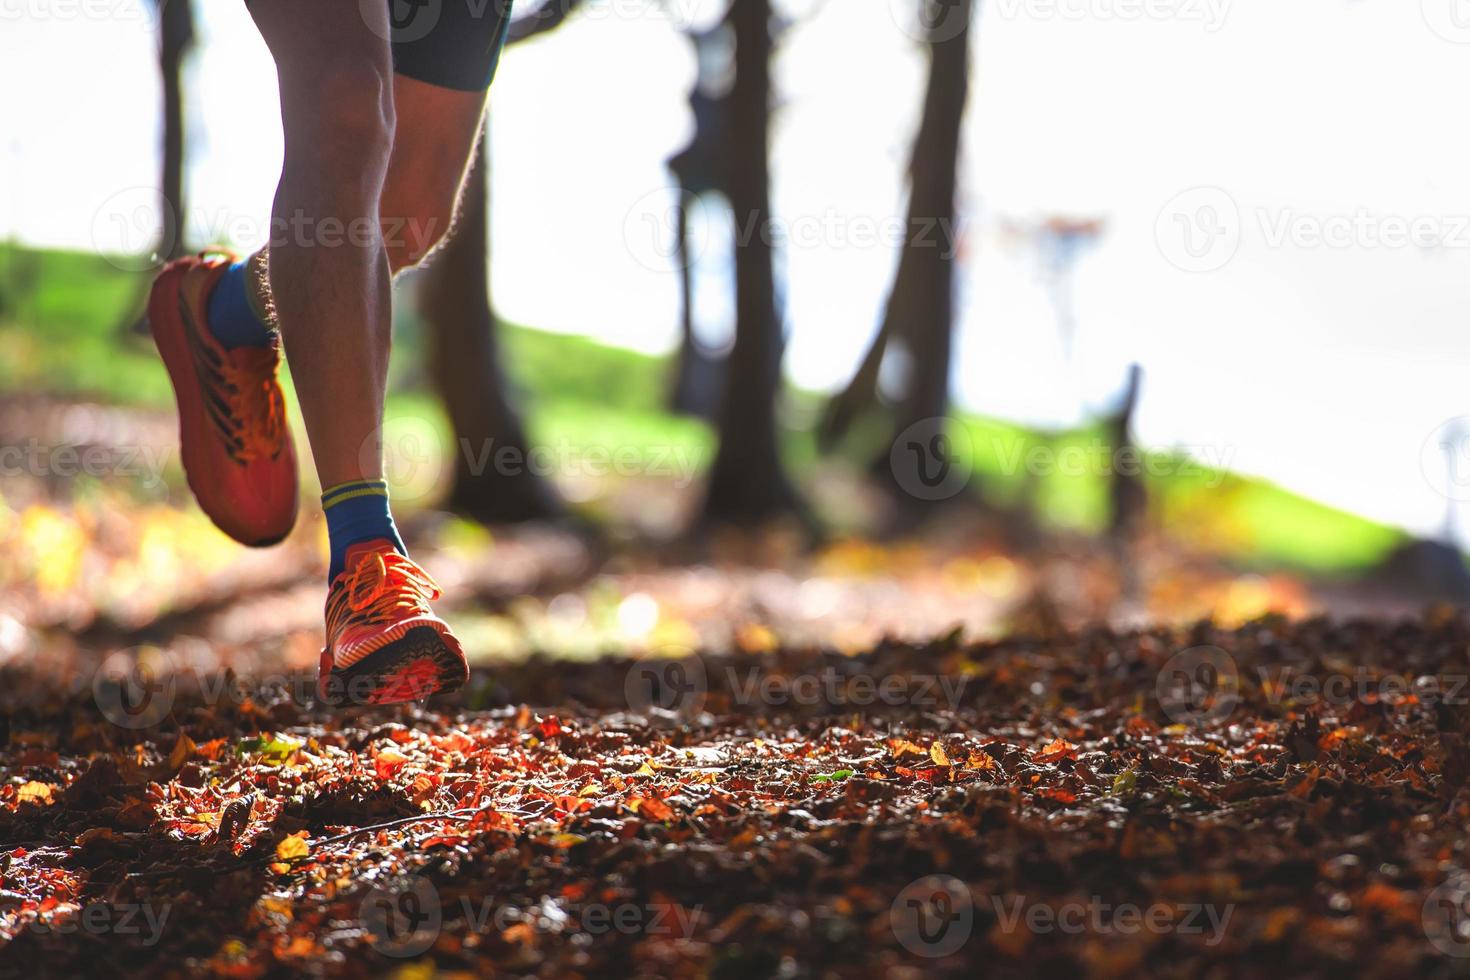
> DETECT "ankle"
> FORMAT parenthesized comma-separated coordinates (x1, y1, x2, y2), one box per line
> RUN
(322, 479, 406, 580)
(206, 255, 275, 349)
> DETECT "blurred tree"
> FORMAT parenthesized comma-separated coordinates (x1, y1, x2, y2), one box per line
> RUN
(1105, 363, 1145, 543)
(700, 0, 807, 526)
(1374, 420, 1470, 601)
(665, 24, 731, 422)
(421, 133, 563, 523)
(120, 0, 194, 334)
(505, 0, 582, 39)
(418, 0, 587, 523)
(154, 0, 193, 266)
(818, 0, 973, 514)
(1105, 363, 1145, 607)
(1032, 214, 1133, 547)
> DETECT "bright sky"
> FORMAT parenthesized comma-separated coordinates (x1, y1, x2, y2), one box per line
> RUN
(5, 0, 1470, 544)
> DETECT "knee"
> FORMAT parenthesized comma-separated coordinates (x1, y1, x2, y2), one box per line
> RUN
(313, 61, 395, 163)
(283, 59, 397, 177)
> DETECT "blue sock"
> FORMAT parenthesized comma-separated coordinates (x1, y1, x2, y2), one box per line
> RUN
(322, 479, 406, 581)
(206, 258, 274, 349)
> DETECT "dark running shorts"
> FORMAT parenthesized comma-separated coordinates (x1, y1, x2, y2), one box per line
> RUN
(387, 0, 514, 91)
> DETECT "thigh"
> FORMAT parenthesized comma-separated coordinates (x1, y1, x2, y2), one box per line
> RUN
(380, 73, 489, 266)
(391, 71, 489, 166)
(389, 0, 515, 93)
(247, 0, 393, 84)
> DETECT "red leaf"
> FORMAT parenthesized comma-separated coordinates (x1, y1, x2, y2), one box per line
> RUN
(374, 749, 410, 781)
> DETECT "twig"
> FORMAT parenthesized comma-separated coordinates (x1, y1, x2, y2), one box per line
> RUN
(307, 804, 506, 851)
(121, 803, 528, 881)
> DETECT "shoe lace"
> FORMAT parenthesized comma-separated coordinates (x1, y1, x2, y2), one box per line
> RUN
(344, 551, 442, 623)
(219, 357, 286, 462)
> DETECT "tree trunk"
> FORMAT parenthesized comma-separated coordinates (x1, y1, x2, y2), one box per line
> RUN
(868, 0, 973, 515)
(699, 0, 804, 526)
(157, 0, 192, 262)
(820, 0, 973, 495)
(421, 129, 562, 523)
(887, 0, 971, 433)
(666, 29, 732, 420)
(1106, 363, 1145, 542)
(417, 0, 591, 522)
(122, 0, 193, 336)
(816, 315, 891, 452)
(666, 194, 723, 420)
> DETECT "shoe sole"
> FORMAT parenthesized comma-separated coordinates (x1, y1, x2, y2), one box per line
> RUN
(147, 263, 293, 548)
(320, 626, 469, 707)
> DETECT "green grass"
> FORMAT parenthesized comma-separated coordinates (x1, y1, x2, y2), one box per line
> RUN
(497, 325, 718, 471)
(0, 243, 1406, 574)
(0, 246, 173, 405)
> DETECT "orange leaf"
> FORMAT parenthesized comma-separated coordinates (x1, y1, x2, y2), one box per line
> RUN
(628, 796, 675, 822)
(407, 774, 437, 804)
(887, 738, 926, 759)
(195, 738, 228, 761)
(1032, 738, 1078, 764)
(374, 749, 410, 780)
(503, 922, 536, 946)
(168, 733, 197, 772)
(965, 750, 997, 771)
(274, 831, 311, 863)
(17, 782, 54, 806)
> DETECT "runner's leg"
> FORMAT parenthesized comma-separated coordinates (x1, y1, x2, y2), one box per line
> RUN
(378, 0, 513, 272)
(246, 0, 396, 493)
(380, 73, 491, 273)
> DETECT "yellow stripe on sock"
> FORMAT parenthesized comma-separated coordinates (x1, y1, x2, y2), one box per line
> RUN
(323, 487, 389, 508)
(322, 478, 387, 497)
(322, 481, 389, 508)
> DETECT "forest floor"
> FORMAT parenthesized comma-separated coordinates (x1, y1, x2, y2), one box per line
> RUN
(5, 614, 1470, 978)
(0, 390, 1465, 977)
(0, 288, 1461, 977)
(0, 405, 1458, 980)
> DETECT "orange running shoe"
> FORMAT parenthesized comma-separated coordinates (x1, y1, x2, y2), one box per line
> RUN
(149, 253, 298, 546)
(318, 540, 470, 706)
